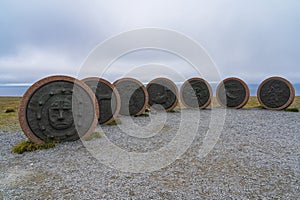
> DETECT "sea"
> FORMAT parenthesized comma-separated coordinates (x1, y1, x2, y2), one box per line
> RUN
(1, 83, 300, 96)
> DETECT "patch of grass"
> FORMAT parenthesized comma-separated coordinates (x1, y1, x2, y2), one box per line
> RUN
(167, 109, 178, 113)
(243, 97, 300, 111)
(290, 96, 300, 109)
(0, 112, 21, 132)
(284, 107, 299, 112)
(134, 113, 149, 117)
(0, 96, 299, 134)
(181, 96, 300, 110)
(106, 118, 121, 126)
(253, 105, 265, 109)
(12, 140, 57, 154)
(243, 96, 261, 109)
(5, 108, 15, 113)
(0, 97, 21, 111)
(0, 97, 21, 132)
(83, 131, 103, 141)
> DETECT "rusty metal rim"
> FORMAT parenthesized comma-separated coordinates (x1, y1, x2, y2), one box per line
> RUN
(257, 76, 295, 110)
(179, 77, 213, 109)
(113, 77, 149, 116)
(81, 77, 121, 125)
(18, 75, 99, 144)
(216, 77, 250, 109)
(146, 77, 179, 112)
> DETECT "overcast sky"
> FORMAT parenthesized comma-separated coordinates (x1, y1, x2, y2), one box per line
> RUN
(0, 0, 300, 85)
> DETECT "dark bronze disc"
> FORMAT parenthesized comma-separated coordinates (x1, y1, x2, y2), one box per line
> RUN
(146, 78, 178, 111)
(19, 75, 99, 143)
(257, 77, 295, 110)
(180, 78, 212, 109)
(113, 78, 148, 116)
(82, 77, 120, 125)
(216, 77, 250, 109)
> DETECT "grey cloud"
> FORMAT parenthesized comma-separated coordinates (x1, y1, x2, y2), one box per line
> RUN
(0, 0, 300, 84)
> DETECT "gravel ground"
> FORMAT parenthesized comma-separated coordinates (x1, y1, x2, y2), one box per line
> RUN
(0, 109, 299, 199)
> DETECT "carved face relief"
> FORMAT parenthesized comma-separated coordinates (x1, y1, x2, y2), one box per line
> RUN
(259, 79, 292, 109)
(216, 79, 248, 108)
(48, 98, 74, 130)
(115, 79, 147, 115)
(225, 83, 242, 100)
(190, 82, 208, 99)
(152, 85, 168, 104)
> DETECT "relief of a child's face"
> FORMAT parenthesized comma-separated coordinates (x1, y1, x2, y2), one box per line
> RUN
(48, 98, 74, 130)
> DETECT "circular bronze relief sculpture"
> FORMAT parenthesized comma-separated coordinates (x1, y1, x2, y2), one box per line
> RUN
(113, 78, 148, 116)
(82, 77, 120, 125)
(180, 78, 212, 109)
(146, 78, 178, 111)
(216, 77, 250, 109)
(257, 76, 295, 110)
(19, 75, 99, 143)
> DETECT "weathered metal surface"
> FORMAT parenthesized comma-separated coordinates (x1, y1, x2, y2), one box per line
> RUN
(180, 78, 212, 109)
(18, 76, 99, 143)
(146, 78, 178, 111)
(113, 78, 148, 116)
(82, 77, 120, 125)
(216, 77, 250, 109)
(257, 77, 295, 110)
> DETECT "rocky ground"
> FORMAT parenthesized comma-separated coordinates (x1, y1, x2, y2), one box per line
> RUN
(0, 109, 299, 199)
